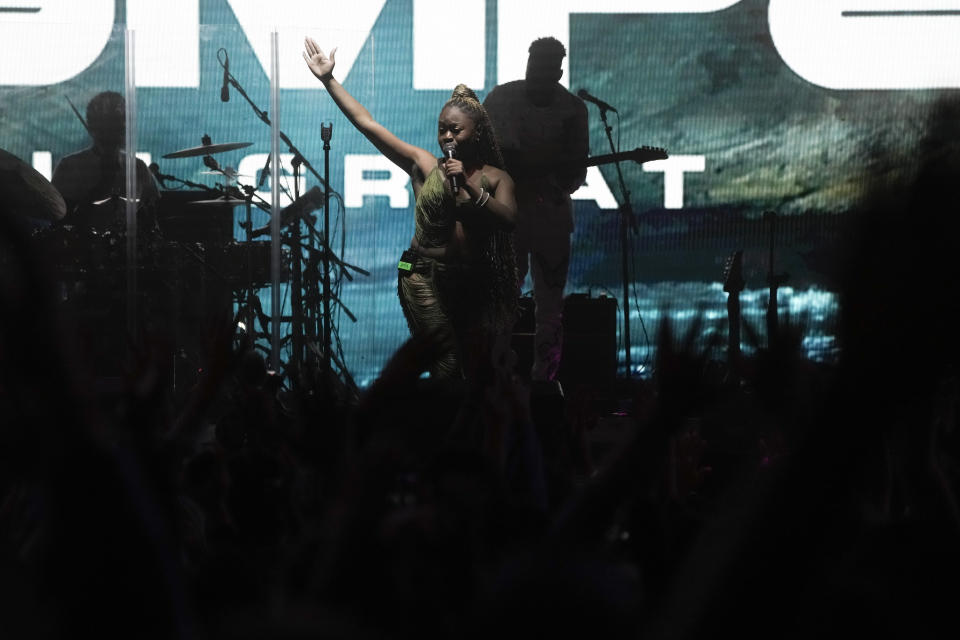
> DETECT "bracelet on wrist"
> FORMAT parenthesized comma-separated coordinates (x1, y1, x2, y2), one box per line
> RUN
(475, 188, 490, 207)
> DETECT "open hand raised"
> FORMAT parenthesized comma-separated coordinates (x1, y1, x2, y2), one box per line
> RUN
(303, 37, 336, 81)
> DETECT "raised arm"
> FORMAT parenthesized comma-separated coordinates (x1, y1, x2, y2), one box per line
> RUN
(303, 38, 434, 177)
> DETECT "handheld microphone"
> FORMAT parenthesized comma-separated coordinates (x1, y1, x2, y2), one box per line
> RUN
(220, 52, 230, 102)
(442, 141, 458, 193)
(577, 88, 618, 114)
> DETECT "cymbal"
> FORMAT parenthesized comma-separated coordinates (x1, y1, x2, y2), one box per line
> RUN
(92, 196, 141, 206)
(191, 197, 248, 206)
(0, 147, 67, 221)
(163, 141, 253, 159)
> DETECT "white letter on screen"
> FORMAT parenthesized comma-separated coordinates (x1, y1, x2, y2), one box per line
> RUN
(770, 0, 960, 89)
(497, 1, 742, 86)
(572, 166, 619, 210)
(643, 155, 705, 209)
(225, 0, 388, 89)
(32, 151, 52, 181)
(344, 154, 410, 209)
(413, 0, 485, 90)
(0, 1, 114, 86)
(127, 0, 199, 88)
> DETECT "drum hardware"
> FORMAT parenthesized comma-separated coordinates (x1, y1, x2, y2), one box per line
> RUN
(190, 196, 249, 206)
(196, 156, 272, 211)
(150, 162, 220, 195)
(92, 195, 140, 206)
(168, 143, 277, 354)
(216, 45, 343, 385)
(300, 238, 369, 282)
(199, 167, 250, 180)
(179, 47, 363, 395)
(152, 161, 269, 213)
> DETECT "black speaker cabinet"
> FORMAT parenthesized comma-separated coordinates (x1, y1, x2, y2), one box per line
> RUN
(558, 294, 617, 388)
(512, 293, 618, 387)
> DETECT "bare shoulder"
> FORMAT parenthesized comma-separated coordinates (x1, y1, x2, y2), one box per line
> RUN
(483, 165, 514, 190)
(410, 149, 437, 188)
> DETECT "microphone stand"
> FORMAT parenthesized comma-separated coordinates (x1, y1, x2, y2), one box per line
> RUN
(151, 166, 223, 196)
(320, 123, 333, 381)
(221, 52, 359, 391)
(220, 57, 332, 193)
(288, 153, 305, 390)
(595, 104, 638, 378)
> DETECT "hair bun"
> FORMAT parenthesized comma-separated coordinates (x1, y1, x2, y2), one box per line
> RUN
(451, 84, 479, 103)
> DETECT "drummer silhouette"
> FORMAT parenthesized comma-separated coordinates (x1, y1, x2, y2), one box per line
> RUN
(52, 91, 159, 232)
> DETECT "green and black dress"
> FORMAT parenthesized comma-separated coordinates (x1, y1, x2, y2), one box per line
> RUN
(398, 167, 517, 379)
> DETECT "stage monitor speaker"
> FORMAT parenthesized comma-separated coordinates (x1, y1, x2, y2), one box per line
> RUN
(511, 294, 617, 387)
(558, 294, 617, 388)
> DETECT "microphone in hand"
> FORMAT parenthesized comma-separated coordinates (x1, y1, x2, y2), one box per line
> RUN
(442, 141, 459, 194)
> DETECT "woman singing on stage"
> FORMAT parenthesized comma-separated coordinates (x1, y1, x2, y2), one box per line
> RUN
(303, 38, 518, 382)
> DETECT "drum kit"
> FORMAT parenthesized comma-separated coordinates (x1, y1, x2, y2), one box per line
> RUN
(3, 132, 355, 388)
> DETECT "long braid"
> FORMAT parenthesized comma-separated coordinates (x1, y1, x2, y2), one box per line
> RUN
(445, 84, 519, 330)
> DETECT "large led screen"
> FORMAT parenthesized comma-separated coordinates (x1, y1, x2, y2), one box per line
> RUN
(3, 0, 954, 385)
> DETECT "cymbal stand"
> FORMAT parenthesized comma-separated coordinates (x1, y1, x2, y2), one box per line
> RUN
(150, 164, 223, 197)
(241, 191, 369, 363)
(200, 160, 272, 345)
(594, 103, 638, 378)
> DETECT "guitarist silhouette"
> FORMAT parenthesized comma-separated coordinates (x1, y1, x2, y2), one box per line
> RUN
(483, 37, 590, 383)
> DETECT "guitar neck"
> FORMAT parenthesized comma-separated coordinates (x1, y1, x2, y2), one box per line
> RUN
(512, 146, 668, 178)
(583, 151, 637, 168)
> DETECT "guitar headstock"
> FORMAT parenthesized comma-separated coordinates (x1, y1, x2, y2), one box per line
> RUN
(629, 146, 668, 164)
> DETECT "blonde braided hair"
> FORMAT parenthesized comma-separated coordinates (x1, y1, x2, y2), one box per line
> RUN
(443, 84, 506, 171)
